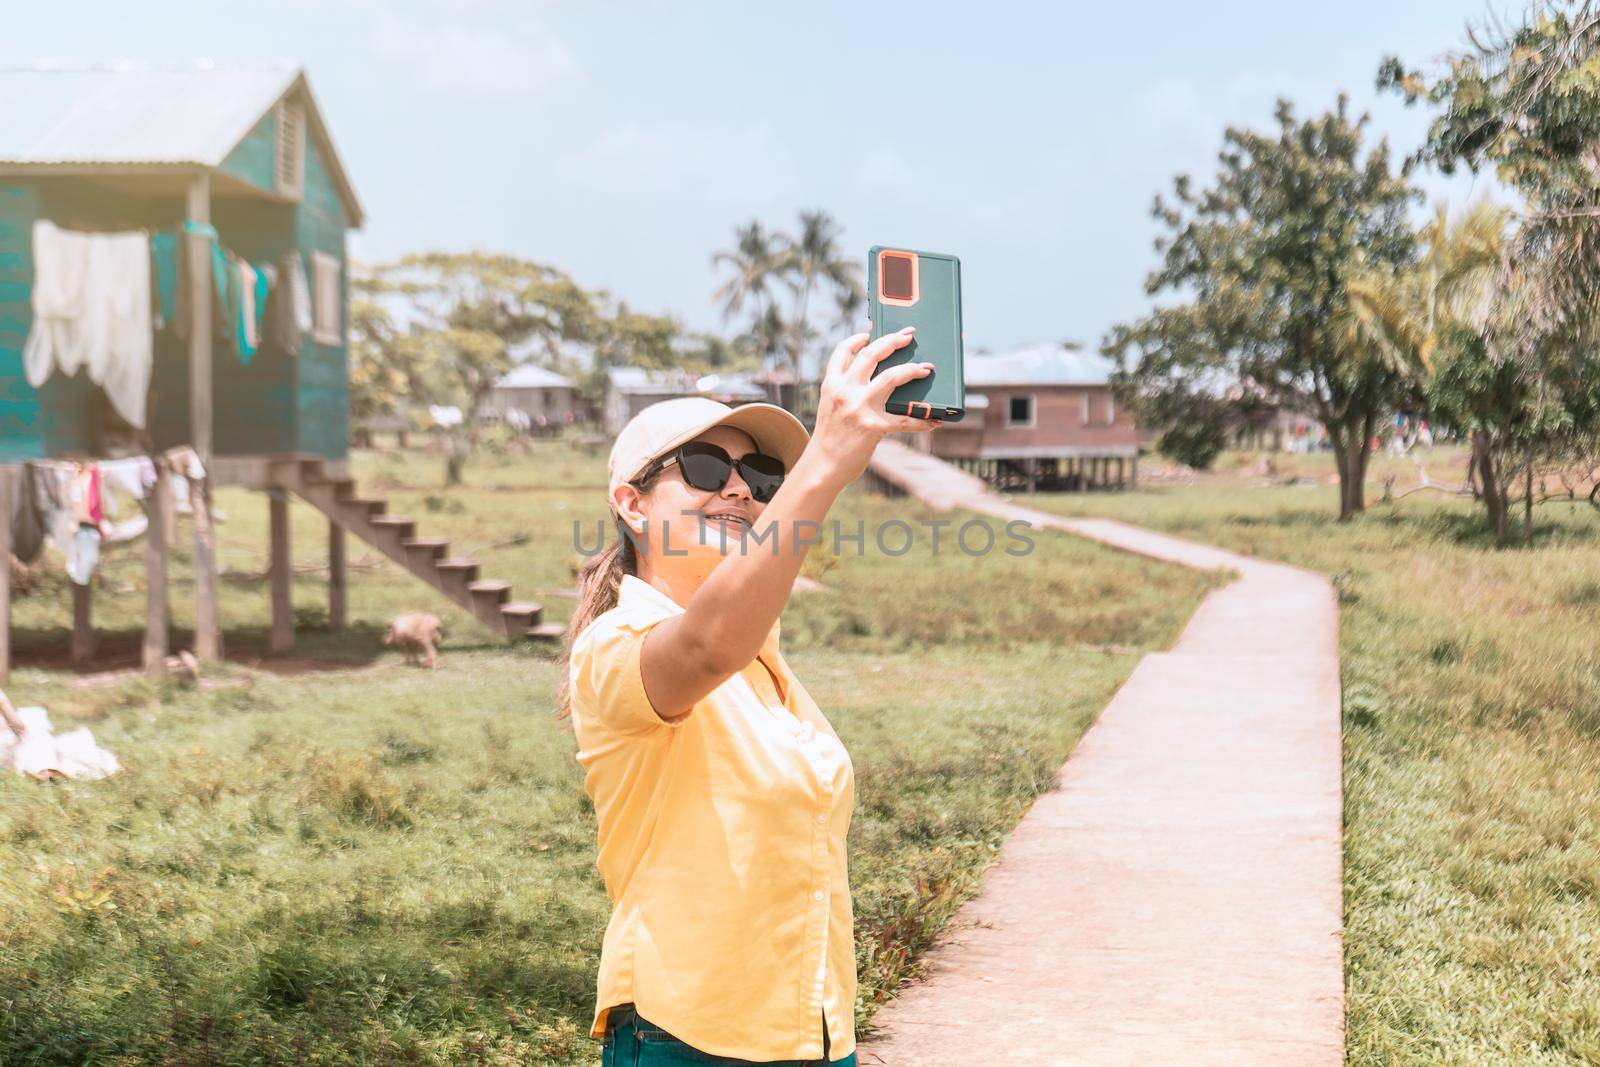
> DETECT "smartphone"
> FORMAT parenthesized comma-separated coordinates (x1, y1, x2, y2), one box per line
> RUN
(866, 246, 965, 421)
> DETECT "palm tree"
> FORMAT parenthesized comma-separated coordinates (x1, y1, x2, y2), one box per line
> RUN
(779, 210, 863, 416)
(712, 220, 787, 389)
(1346, 200, 1522, 539)
(1346, 201, 1510, 379)
(712, 221, 782, 337)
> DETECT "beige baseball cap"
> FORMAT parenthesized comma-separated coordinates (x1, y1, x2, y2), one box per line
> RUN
(606, 397, 811, 512)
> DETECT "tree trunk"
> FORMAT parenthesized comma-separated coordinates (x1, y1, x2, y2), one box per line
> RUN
(1338, 432, 1368, 522)
(1472, 430, 1509, 544)
(1525, 437, 1535, 545)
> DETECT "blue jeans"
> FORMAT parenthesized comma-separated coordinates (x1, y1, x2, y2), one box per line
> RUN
(601, 1004, 858, 1066)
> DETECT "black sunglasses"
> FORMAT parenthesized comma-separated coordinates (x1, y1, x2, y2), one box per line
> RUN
(644, 441, 787, 502)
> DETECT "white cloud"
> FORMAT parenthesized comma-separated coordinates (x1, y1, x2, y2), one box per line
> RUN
(370, 9, 581, 96)
(554, 120, 801, 206)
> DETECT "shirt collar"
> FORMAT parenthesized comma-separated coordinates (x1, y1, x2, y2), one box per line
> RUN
(618, 573, 782, 652)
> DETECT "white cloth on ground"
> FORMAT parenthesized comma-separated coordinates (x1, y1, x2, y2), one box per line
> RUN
(0, 705, 121, 780)
(22, 220, 154, 428)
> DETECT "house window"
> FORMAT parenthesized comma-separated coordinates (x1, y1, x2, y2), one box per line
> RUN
(1081, 393, 1090, 426)
(310, 251, 342, 346)
(1106, 393, 1116, 425)
(275, 98, 305, 200)
(1008, 395, 1034, 427)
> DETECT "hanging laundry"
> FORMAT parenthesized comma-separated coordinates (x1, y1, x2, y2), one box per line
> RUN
(21, 220, 154, 429)
(59, 463, 105, 586)
(8, 463, 57, 564)
(261, 251, 311, 358)
(183, 220, 244, 361)
(238, 259, 259, 359)
(289, 249, 312, 336)
(34, 463, 78, 564)
(98, 455, 157, 505)
(150, 232, 180, 329)
(66, 525, 101, 585)
(253, 261, 271, 342)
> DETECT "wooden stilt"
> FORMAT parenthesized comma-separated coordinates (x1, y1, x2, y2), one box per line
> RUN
(1131, 454, 1139, 489)
(328, 519, 347, 632)
(0, 467, 11, 683)
(143, 460, 168, 676)
(1027, 458, 1038, 494)
(192, 477, 221, 660)
(71, 581, 93, 666)
(269, 489, 293, 653)
(187, 173, 221, 661)
(163, 472, 177, 548)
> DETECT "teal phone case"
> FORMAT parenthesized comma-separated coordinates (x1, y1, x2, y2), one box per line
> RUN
(867, 246, 964, 420)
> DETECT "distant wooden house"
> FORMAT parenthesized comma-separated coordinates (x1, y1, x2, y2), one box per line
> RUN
(0, 62, 562, 680)
(483, 364, 589, 430)
(927, 342, 1141, 491)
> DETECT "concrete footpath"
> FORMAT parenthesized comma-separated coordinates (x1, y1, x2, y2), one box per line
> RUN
(856, 441, 1344, 1066)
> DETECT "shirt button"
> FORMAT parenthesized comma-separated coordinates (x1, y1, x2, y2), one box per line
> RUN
(816, 813, 827, 825)
(812, 889, 824, 901)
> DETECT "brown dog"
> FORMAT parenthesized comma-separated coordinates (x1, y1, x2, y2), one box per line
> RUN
(384, 611, 444, 670)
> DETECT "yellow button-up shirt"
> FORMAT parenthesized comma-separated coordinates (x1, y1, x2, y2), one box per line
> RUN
(569, 573, 857, 1062)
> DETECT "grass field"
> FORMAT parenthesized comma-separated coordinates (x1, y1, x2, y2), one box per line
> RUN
(1035, 446, 1600, 1065)
(0, 439, 1213, 1065)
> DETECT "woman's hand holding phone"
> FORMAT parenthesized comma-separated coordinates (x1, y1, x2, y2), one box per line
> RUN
(804, 327, 943, 488)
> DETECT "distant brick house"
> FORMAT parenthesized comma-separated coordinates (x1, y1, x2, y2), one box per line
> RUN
(927, 342, 1140, 491)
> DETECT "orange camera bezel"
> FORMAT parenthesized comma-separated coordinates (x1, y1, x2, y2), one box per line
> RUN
(877, 249, 920, 308)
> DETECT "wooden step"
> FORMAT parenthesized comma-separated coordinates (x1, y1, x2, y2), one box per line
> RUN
(370, 515, 416, 539)
(435, 557, 480, 579)
(322, 477, 356, 499)
(342, 498, 386, 519)
(468, 579, 510, 602)
(525, 621, 566, 641)
(500, 600, 543, 631)
(403, 537, 449, 564)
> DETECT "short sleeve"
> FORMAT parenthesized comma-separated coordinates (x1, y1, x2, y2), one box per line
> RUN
(569, 610, 692, 737)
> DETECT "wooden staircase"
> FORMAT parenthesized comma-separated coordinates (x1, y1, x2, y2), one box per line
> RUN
(270, 457, 565, 643)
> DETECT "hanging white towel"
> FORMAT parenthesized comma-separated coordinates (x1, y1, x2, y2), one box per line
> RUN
(21, 220, 153, 429)
(289, 249, 313, 335)
(239, 259, 260, 351)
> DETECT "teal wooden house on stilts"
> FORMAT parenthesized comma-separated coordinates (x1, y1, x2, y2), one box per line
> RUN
(0, 63, 559, 682)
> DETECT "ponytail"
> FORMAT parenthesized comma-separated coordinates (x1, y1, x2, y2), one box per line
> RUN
(556, 467, 659, 720)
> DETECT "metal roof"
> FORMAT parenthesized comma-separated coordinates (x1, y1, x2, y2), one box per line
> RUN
(966, 342, 1116, 386)
(496, 364, 574, 389)
(0, 62, 364, 225)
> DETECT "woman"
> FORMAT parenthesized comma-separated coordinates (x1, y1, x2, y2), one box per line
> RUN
(557, 326, 939, 1065)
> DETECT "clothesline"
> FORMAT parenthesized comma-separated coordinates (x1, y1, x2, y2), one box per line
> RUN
(6, 446, 208, 587)
(22, 218, 313, 432)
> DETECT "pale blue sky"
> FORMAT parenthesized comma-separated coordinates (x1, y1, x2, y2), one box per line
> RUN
(5, 1, 1505, 351)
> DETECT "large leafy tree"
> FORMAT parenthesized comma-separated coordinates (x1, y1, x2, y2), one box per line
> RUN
(1380, 2, 1600, 540)
(352, 252, 683, 461)
(1104, 97, 1419, 519)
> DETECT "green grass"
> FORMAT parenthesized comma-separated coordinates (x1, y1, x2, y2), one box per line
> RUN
(1033, 447, 1600, 1065)
(0, 439, 1211, 1065)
